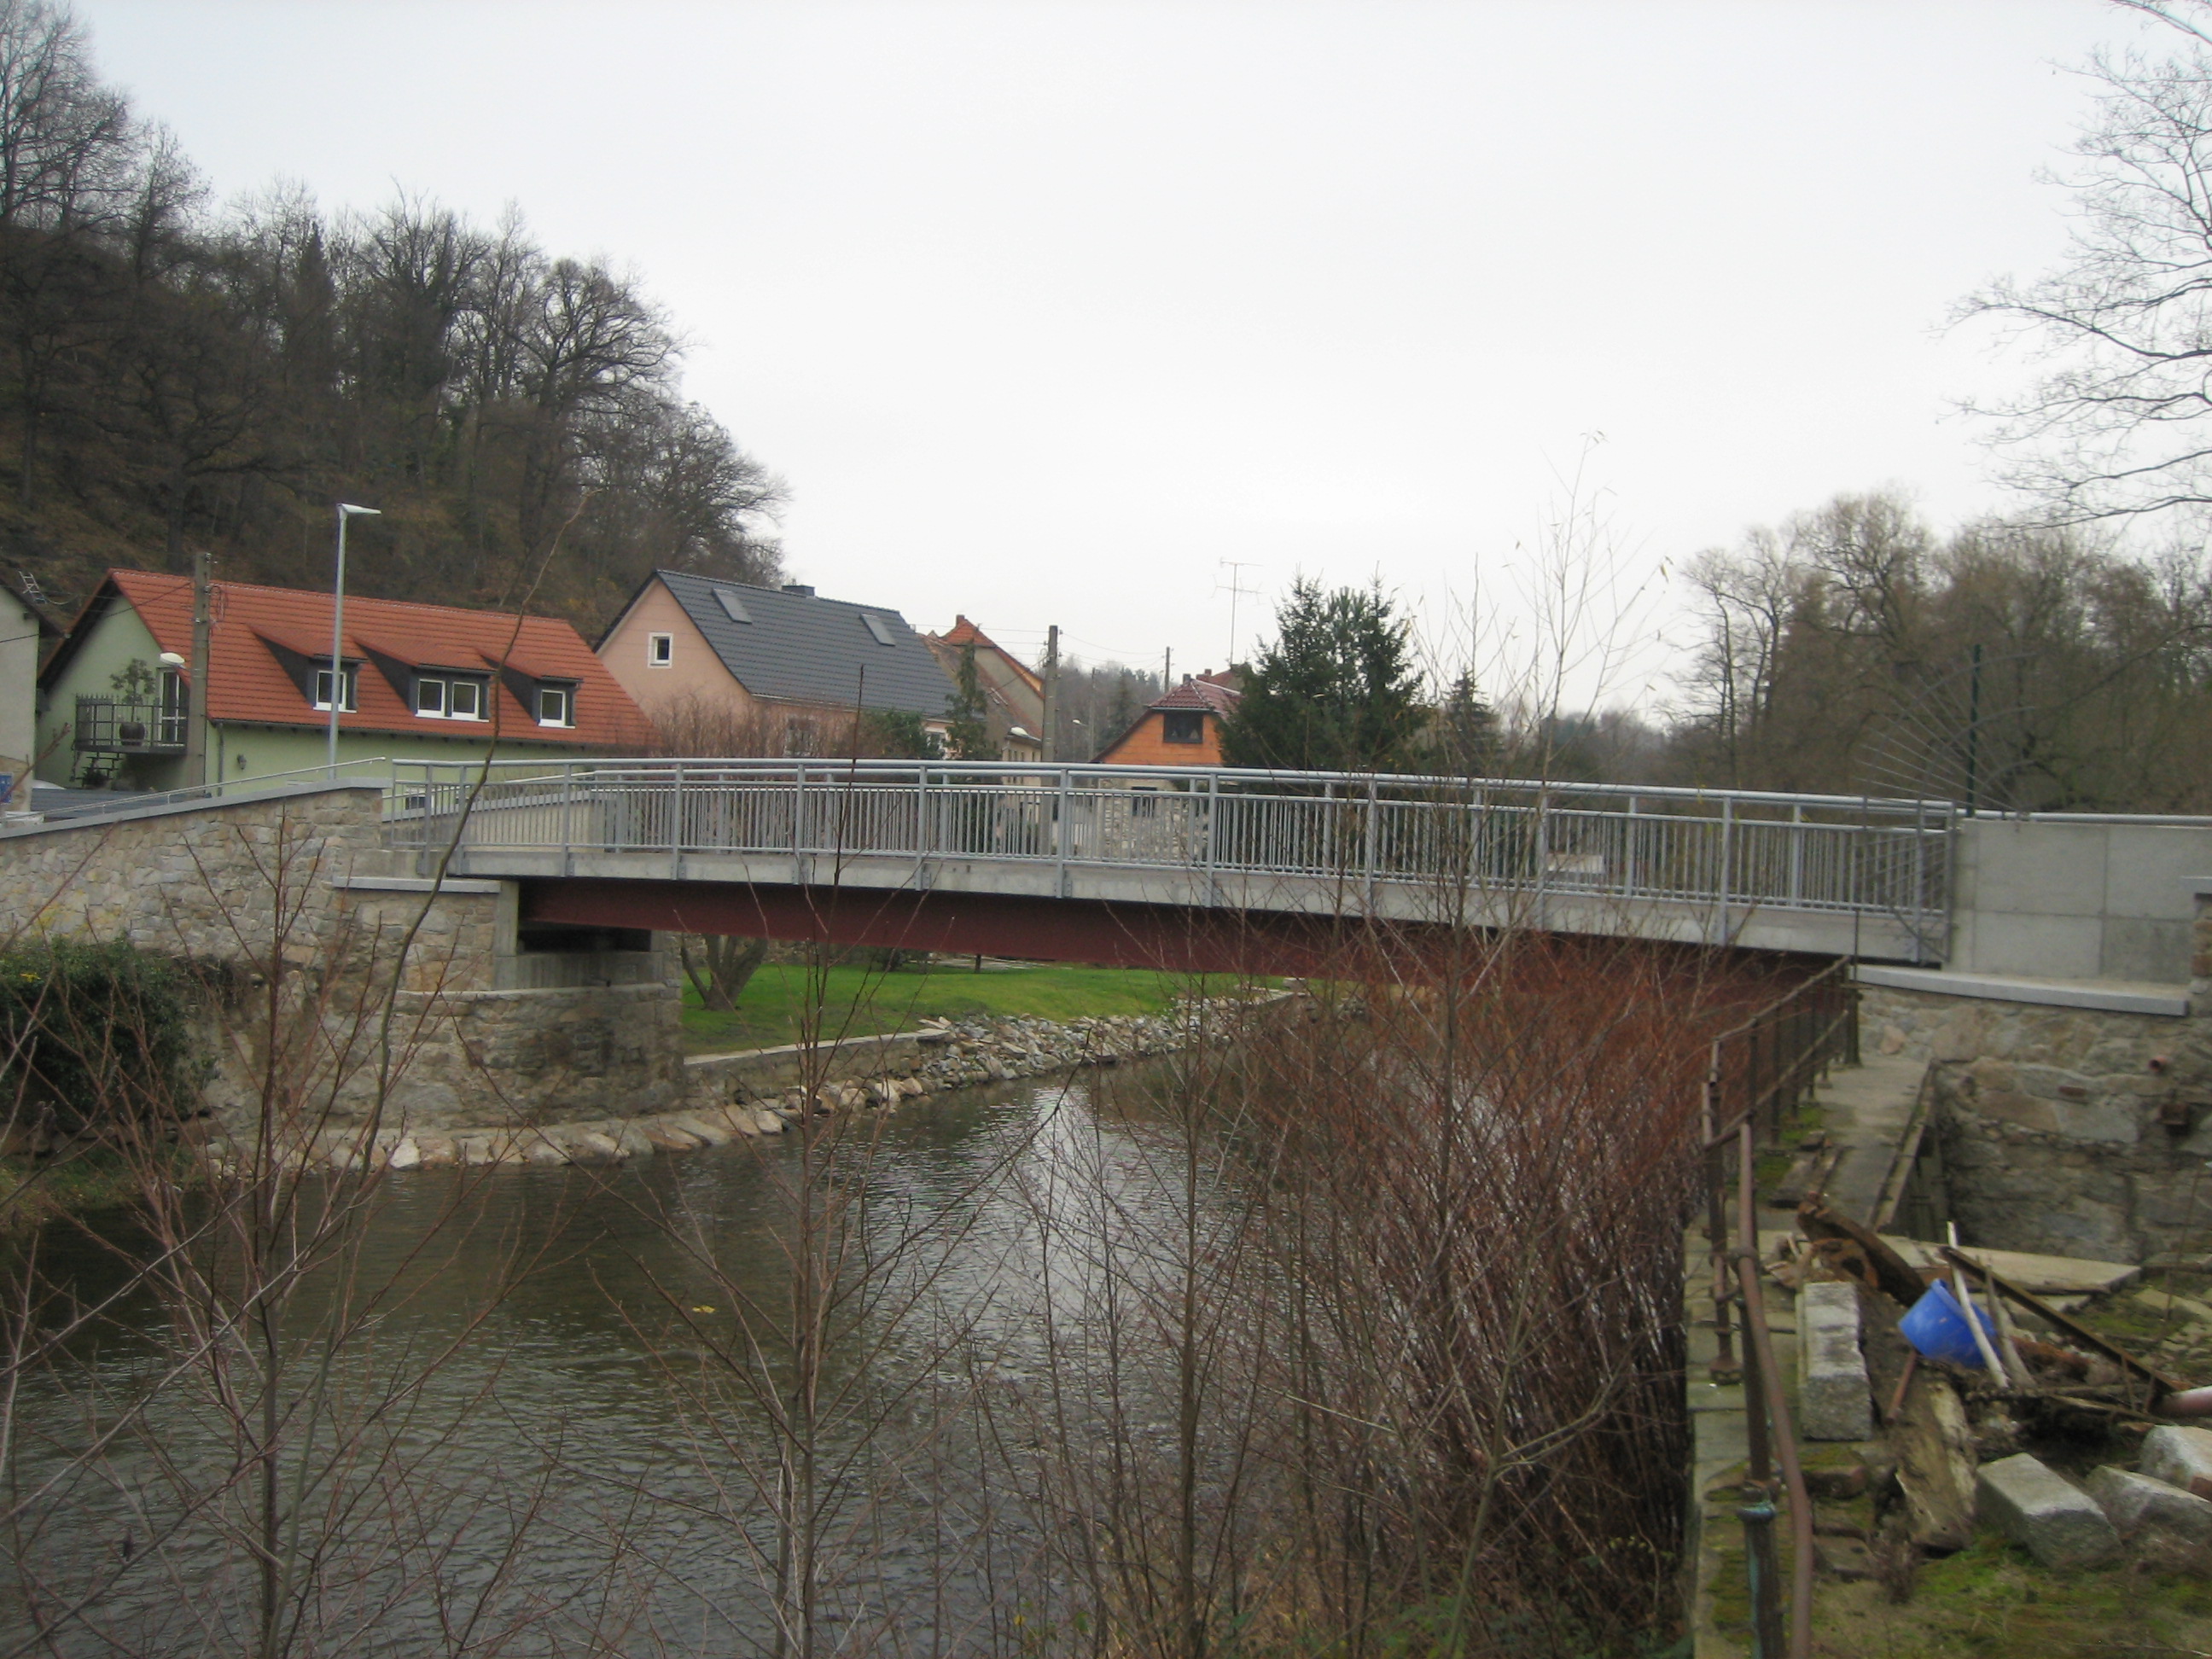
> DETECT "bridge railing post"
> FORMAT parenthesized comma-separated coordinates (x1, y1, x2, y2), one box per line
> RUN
(1363, 778, 1378, 914)
(1057, 767, 1073, 895)
(672, 761, 685, 876)
(1625, 795, 1640, 902)
(794, 762, 807, 876)
(1718, 795, 1734, 943)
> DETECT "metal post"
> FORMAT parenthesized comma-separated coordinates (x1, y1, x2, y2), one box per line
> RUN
(1704, 1058, 1737, 1377)
(1718, 795, 1734, 943)
(1788, 802, 1803, 910)
(1203, 771, 1220, 889)
(562, 763, 573, 876)
(794, 762, 806, 881)
(1362, 777, 1378, 914)
(1625, 795, 1640, 902)
(1057, 765, 1073, 896)
(185, 544, 212, 788)
(916, 763, 929, 885)
(672, 760, 685, 877)
(328, 503, 379, 776)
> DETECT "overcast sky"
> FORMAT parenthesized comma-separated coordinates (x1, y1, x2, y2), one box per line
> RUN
(72, 1, 2172, 707)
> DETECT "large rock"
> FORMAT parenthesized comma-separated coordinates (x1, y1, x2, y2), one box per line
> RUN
(2090, 1464, 2212, 1550)
(2143, 1426, 2212, 1499)
(1976, 1453, 2123, 1569)
(1797, 1281, 1873, 1441)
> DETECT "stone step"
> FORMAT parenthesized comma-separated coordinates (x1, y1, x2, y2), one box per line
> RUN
(1976, 1452, 2123, 1569)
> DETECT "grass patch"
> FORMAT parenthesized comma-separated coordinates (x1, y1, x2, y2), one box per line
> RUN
(0, 1144, 181, 1231)
(680, 960, 1197, 1054)
(1813, 1533, 2212, 1656)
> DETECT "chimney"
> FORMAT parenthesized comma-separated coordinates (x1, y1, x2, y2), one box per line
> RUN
(783, 584, 816, 597)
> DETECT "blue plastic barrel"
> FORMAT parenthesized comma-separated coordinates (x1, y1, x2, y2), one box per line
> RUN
(1899, 1278, 1999, 1368)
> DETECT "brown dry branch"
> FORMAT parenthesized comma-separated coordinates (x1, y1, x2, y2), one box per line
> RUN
(0, 804, 600, 1658)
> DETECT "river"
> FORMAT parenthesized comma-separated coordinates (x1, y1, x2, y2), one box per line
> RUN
(5, 1058, 1223, 1659)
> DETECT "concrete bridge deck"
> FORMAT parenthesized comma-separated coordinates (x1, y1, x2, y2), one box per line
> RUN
(382, 759, 1953, 964)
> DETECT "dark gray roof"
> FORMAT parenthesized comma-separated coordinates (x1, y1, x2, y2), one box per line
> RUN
(654, 572, 954, 716)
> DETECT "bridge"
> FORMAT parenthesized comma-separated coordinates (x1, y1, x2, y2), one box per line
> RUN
(375, 759, 1954, 973)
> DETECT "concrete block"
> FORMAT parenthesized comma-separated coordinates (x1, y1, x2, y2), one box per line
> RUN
(1976, 1453, 2123, 1569)
(1965, 821, 2110, 919)
(1796, 1282, 1872, 1441)
(2089, 1464, 2212, 1546)
(2103, 826, 2212, 919)
(2102, 916, 2192, 986)
(1956, 911, 2104, 981)
(2142, 1426, 2212, 1499)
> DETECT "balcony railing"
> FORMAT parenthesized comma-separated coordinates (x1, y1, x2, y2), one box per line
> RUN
(73, 696, 188, 754)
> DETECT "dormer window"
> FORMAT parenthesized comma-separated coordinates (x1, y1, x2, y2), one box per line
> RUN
(416, 674, 486, 720)
(311, 665, 358, 712)
(537, 683, 575, 727)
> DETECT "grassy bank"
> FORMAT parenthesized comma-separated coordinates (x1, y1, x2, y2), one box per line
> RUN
(680, 960, 1191, 1054)
(0, 1144, 181, 1231)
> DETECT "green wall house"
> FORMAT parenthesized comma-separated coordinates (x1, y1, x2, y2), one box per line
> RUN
(38, 570, 651, 791)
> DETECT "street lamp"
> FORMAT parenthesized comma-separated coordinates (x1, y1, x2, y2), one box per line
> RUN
(329, 504, 381, 774)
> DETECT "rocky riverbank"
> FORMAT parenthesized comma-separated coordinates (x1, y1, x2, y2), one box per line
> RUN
(216, 996, 1278, 1174)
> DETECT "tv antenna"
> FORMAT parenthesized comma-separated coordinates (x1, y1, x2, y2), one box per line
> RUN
(1215, 560, 1262, 667)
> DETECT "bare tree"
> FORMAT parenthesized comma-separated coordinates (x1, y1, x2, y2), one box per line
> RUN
(1960, 16, 2212, 528)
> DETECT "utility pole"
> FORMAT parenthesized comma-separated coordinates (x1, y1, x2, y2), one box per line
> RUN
(1162, 646, 1172, 695)
(1040, 624, 1061, 763)
(185, 544, 212, 787)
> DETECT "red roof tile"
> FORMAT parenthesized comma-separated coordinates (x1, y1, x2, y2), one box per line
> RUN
(934, 614, 1044, 694)
(96, 570, 649, 748)
(1151, 677, 1241, 716)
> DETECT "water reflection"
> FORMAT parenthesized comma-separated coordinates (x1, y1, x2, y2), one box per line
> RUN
(4, 1062, 1185, 1659)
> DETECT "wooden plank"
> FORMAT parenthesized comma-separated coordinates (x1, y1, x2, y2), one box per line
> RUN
(1938, 1245, 2182, 1402)
(1889, 1237, 2137, 1296)
(1893, 1368, 1976, 1552)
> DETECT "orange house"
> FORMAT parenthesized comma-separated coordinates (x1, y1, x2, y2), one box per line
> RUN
(1094, 673, 1241, 768)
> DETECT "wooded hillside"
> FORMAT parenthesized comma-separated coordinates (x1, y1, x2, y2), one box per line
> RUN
(0, 2, 783, 632)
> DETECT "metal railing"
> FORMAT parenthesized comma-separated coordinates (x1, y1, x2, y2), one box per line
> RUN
(2, 760, 399, 829)
(1699, 963, 1857, 1659)
(73, 695, 187, 754)
(381, 758, 1952, 934)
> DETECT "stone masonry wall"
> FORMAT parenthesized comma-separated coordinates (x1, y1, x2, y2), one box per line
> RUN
(0, 785, 689, 1132)
(1860, 981, 2212, 1263)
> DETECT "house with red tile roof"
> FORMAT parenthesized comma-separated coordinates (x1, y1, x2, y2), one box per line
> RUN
(921, 615, 1045, 761)
(1093, 672, 1242, 769)
(37, 570, 649, 789)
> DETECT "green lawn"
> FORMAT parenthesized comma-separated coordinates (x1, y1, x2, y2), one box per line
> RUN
(678, 960, 1200, 1054)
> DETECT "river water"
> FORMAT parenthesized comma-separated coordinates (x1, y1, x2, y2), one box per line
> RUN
(7, 1060, 1218, 1659)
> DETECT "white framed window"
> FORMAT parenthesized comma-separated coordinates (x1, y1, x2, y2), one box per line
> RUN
(537, 684, 574, 727)
(156, 667, 188, 747)
(647, 632, 673, 667)
(311, 666, 358, 712)
(416, 676, 486, 720)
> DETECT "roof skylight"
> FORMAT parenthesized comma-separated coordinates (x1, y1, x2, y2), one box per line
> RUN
(715, 589, 754, 625)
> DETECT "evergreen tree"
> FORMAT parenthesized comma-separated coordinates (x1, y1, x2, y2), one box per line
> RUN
(1220, 579, 1423, 772)
(1423, 669, 1497, 775)
(945, 641, 991, 760)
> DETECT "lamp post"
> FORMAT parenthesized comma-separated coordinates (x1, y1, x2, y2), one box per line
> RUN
(329, 504, 381, 774)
